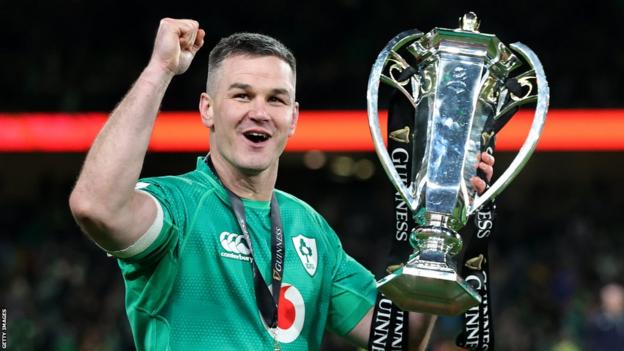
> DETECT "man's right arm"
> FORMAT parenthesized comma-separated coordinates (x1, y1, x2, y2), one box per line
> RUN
(69, 18, 204, 252)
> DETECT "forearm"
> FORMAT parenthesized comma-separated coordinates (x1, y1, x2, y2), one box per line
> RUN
(70, 64, 173, 236)
(409, 313, 437, 351)
(78, 65, 172, 200)
(347, 308, 437, 350)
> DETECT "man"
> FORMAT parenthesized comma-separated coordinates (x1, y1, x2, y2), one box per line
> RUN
(69, 18, 493, 350)
(586, 283, 624, 350)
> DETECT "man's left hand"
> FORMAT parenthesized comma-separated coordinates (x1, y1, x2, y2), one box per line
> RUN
(470, 152, 495, 195)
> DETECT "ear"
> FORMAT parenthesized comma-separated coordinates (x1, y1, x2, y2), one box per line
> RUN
(199, 92, 215, 129)
(287, 101, 299, 137)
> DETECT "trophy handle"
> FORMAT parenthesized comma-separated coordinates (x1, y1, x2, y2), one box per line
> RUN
(468, 42, 550, 215)
(367, 29, 423, 211)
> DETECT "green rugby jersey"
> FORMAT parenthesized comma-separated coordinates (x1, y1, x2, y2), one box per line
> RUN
(115, 157, 376, 350)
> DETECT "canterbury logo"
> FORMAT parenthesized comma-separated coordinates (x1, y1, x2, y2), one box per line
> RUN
(220, 232, 251, 256)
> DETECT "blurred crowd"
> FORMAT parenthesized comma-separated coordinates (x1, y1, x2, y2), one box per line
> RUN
(2, 152, 624, 351)
(3, 1, 624, 113)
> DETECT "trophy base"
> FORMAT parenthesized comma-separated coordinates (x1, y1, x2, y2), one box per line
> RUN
(377, 262, 481, 315)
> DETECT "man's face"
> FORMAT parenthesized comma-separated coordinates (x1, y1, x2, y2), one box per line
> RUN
(200, 54, 299, 175)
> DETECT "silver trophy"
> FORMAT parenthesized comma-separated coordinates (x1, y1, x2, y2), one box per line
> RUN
(367, 13, 549, 315)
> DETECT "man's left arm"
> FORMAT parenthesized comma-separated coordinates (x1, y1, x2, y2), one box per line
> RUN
(347, 308, 437, 351)
(346, 151, 495, 350)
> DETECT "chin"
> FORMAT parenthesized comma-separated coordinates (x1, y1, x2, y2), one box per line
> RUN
(236, 157, 275, 175)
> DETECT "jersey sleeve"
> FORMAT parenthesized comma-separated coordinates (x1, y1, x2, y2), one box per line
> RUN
(114, 178, 187, 344)
(323, 220, 377, 336)
(114, 178, 185, 267)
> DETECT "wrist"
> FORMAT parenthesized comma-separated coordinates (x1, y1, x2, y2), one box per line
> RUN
(141, 61, 176, 88)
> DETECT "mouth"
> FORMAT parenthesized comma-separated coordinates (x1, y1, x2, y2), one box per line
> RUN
(242, 130, 271, 144)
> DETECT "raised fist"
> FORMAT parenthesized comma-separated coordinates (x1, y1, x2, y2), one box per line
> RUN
(149, 18, 205, 76)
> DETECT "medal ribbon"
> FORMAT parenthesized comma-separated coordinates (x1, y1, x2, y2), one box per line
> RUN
(368, 90, 414, 351)
(206, 157, 285, 329)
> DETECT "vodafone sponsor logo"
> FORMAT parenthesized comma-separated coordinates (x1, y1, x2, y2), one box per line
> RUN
(219, 231, 252, 262)
(267, 283, 305, 343)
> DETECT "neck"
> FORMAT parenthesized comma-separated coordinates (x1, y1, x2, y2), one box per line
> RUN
(209, 153, 277, 201)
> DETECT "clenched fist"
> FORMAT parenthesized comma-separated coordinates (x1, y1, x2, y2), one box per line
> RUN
(149, 18, 205, 76)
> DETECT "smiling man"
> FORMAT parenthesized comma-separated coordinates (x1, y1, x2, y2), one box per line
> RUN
(200, 52, 298, 199)
(69, 18, 492, 350)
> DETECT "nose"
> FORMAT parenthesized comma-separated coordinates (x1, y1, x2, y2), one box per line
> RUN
(248, 100, 270, 122)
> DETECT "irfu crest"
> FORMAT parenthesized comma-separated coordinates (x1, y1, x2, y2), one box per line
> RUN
(292, 235, 317, 276)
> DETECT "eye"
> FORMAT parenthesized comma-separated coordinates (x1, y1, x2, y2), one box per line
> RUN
(233, 93, 250, 101)
(268, 96, 287, 105)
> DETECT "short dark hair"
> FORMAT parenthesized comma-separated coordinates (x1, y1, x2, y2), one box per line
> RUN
(206, 32, 296, 92)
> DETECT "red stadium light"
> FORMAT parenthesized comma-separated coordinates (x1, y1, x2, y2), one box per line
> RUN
(0, 110, 623, 152)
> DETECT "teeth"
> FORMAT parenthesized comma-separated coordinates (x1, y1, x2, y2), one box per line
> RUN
(244, 132, 269, 142)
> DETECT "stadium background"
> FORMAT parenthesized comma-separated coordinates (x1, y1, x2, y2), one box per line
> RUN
(2, 0, 624, 350)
